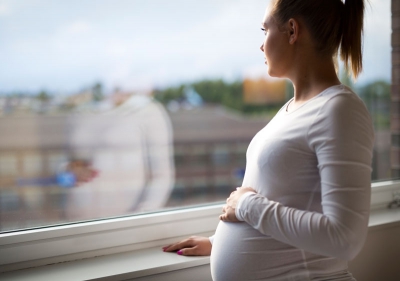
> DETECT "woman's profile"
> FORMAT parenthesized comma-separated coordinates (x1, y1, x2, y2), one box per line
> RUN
(163, 0, 374, 280)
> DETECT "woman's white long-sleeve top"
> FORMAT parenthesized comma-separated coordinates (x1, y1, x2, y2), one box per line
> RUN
(210, 85, 375, 281)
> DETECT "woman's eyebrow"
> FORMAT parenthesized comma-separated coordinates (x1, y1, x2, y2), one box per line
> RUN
(261, 21, 268, 28)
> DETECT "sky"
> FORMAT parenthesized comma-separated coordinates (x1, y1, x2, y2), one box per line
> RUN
(0, 0, 392, 94)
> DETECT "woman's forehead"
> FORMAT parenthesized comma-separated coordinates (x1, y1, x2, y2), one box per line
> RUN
(262, 5, 273, 26)
(262, 12, 272, 27)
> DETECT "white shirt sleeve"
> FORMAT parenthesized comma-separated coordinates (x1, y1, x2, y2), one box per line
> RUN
(237, 94, 374, 261)
(235, 191, 257, 221)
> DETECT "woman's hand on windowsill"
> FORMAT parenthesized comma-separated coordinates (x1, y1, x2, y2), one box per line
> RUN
(162, 236, 212, 256)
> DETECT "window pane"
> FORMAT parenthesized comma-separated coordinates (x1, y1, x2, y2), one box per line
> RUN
(349, 0, 392, 181)
(0, 0, 392, 232)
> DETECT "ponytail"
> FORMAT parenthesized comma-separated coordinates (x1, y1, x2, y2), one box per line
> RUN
(340, 0, 365, 79)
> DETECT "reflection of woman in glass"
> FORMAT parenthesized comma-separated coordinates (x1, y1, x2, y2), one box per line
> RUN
(164, 0, 374, 280)
(64, 94, 175, 220)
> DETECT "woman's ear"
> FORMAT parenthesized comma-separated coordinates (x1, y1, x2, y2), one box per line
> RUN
(287, 18, 299, 45)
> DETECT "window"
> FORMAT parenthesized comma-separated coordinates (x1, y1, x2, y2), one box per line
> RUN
(0, 0, 398, 271)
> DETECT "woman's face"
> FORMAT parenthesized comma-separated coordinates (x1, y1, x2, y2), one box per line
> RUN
(260, 9, 292, 78)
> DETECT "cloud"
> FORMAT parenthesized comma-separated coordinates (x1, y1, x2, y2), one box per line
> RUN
(105, 40, 130, 58)
(0, 3, 10, 16)
(0, 0, 391, 92)
(357, 0, 391, 84)
(64, 20, 92, 35)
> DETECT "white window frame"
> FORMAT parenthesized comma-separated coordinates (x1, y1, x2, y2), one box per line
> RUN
(0, 180, 399, 273)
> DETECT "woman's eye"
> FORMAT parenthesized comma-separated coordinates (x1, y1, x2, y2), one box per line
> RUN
(261, 28, 267, 35)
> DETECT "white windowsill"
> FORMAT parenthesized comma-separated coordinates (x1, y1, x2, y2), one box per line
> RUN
(0, 246, 211, 281)
(1, 208, 400, 281)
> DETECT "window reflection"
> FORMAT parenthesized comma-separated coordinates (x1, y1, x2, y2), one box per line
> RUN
(0, 94, 175, 230)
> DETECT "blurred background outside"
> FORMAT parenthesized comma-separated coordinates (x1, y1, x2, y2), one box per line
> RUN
(0, 0, 393, 232)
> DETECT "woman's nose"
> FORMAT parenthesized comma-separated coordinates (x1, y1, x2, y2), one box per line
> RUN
(260, 44, 264, 52)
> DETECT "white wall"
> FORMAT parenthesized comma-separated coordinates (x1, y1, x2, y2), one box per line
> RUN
(349, 223, 400, 281)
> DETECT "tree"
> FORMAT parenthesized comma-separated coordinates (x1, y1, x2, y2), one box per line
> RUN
(154, 78, 288, 116)
(358, 80, 391, 130)
(92, 82, 104, 102)
(154, 84, 185, 103)
(37, 90, 51, 102)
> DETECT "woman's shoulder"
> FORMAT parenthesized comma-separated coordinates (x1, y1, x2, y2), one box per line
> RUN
(317, 84, 368, 116)
(320, 84, 358, 101)
(307, 84, 374, 149)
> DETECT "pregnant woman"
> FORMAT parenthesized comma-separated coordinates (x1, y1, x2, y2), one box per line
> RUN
(163, 0, 374, 280)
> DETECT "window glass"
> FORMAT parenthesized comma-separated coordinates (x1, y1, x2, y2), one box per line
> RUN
(0, 0, 392, 232)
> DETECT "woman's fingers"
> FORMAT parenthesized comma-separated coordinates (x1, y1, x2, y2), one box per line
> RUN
(220, 187, 257, 222)
(220, 212, 232, 221)
(162, 236, 212, 256)
(163, 241, 189, 252)
(220, 205, 240, 222)
(177, 246, 200, 256)
(242, 186, 256, 193)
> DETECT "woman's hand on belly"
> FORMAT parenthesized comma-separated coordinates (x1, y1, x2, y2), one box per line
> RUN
(162, 236, 212, 256)
(220, 187, 256, 222)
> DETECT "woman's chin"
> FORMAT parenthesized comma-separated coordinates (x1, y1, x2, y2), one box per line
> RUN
(267, 69, 277, 78)
(266, 67, 284, 79)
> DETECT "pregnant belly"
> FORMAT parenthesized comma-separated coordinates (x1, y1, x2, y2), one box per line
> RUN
(211, 221, 306, 281)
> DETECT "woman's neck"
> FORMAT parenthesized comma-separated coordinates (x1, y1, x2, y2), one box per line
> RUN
(288, 54, 341, 103)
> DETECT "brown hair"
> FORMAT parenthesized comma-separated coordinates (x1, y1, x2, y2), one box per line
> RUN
(270, 0, 365, 79)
